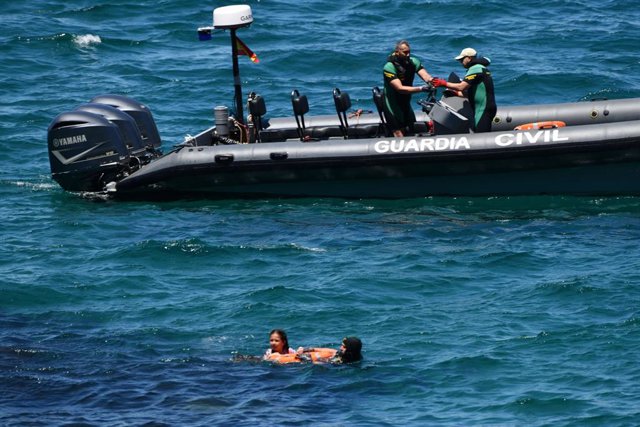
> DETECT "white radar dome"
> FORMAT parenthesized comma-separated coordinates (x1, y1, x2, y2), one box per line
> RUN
(213, 5, 253, 29)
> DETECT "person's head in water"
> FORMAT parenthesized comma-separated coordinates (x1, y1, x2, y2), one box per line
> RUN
(336, 336, 362, 363)
(269, 329, 290, 355)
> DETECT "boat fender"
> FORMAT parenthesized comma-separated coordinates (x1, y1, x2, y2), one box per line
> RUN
(514, 121, 566, 131)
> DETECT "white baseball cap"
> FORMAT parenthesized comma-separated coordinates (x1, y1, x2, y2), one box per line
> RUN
(455, 47, 477, 60)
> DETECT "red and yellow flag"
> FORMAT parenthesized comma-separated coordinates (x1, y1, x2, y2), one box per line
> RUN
(235, 37, 259, 63)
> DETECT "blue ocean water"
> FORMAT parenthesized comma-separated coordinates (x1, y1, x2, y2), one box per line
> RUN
(2, 1, 640, 425)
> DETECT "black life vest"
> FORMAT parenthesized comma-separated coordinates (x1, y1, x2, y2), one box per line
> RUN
(388, 53, 417, 85)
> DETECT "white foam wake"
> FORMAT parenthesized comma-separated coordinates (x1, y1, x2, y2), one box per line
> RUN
(73, 34, 102, 48)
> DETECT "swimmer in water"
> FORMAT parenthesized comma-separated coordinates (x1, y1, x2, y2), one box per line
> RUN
(263, 329, 296, 360)
(297, 336, 363, 364)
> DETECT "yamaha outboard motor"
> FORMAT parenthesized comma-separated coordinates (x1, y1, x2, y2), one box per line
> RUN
(48, 111, 131, 192)
(90, 94, 162, 150)
(75, 103, 148, 158)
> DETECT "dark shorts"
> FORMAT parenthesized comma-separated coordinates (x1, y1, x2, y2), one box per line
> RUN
(383, 100, 416, 133)
(474, 106, 497, 133)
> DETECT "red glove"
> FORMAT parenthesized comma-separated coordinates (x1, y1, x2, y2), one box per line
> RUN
(431, 78, 448, 88)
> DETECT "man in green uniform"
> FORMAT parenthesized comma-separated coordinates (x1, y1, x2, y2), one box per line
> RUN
(432, 47, 496, 133)
(383, 40, 434, 137)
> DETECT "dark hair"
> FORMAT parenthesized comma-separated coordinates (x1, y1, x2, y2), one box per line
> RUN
(339, 337, 362, 363)
(395, 40, 410, 52)
(269, 329, 290, 354)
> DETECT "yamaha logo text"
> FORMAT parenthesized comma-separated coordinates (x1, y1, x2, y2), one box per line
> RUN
(52, 134, 88, 148)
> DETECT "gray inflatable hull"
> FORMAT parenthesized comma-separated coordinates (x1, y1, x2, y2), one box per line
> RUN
(115, 112, 640, 198)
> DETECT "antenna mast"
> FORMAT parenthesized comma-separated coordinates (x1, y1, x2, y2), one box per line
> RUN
(213, 5, 254, 125)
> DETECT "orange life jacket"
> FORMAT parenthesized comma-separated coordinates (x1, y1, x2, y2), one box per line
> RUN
(267, 348, 337, 364)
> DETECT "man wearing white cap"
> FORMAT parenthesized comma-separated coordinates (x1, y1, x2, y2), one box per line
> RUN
(432, 47, 496, 132)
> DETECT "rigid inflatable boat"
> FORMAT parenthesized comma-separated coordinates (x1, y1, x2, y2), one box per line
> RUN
(46, 90, 640, 199)
(46, 6, 640, 199)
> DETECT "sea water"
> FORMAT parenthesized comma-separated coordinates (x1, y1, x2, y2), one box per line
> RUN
(1, 1, 640, 425)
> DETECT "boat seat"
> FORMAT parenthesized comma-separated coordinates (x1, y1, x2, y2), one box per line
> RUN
(258, 109, 384, 143)
(333, 87, 351, 139)
(247, 91, 267, 143)
(291, 89, 309, 141)
(372, 86, 390, 136)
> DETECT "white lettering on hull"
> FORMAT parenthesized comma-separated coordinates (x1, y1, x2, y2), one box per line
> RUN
(374, 137, 471, 153)
(494, 129, 570, 147)
(373, 130, 570, 154)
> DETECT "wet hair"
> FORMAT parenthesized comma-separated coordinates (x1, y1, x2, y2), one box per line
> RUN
(338, 337, 362, 363)
(269, 329, 290, 354)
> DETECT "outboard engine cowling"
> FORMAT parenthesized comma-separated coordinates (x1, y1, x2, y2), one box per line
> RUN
(48, 111, 130, 192)
(429, 100, 470, 135)
(76, 103, 147, 157)
(90, 94, 162, 150)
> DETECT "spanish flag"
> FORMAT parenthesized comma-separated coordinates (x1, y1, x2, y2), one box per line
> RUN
(235, 37, 259, 63)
